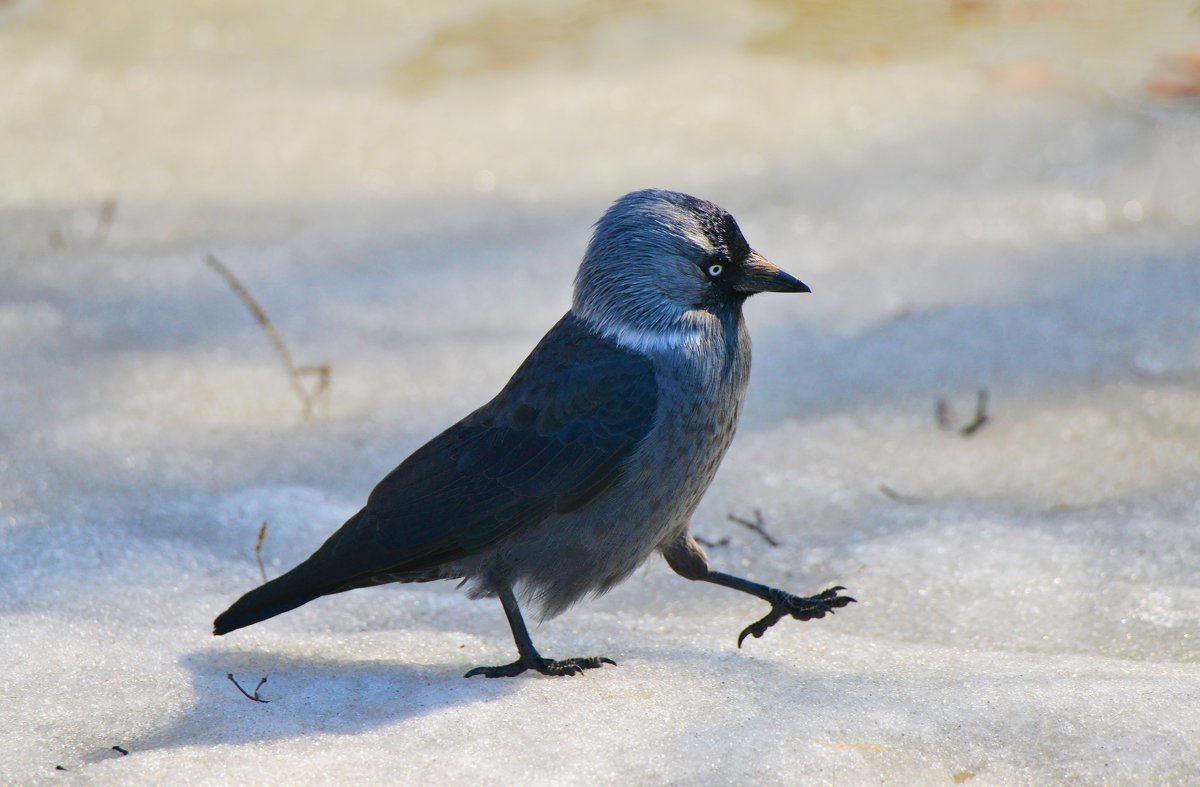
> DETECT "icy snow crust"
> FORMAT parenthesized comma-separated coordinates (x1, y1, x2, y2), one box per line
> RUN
(2, 1, 1199, 783)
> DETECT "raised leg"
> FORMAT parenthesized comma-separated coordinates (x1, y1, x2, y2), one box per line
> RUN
(464, 587, 616, 678)
(661, 533, 855, 647)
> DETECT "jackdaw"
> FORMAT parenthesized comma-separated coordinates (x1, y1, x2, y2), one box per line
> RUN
(214, 189, 854, 677)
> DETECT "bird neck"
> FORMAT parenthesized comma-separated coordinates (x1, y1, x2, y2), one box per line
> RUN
(573, 301, 742, 357)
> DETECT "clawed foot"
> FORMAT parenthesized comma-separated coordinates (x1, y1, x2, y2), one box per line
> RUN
(737, 585, 856, 648)
(464, 655, 616, 678)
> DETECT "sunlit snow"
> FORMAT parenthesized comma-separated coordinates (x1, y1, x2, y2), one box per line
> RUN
(2, 1, 1198, 783)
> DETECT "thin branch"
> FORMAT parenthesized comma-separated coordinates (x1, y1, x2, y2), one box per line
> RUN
(93, 197, 117, 244)
(935, 398, 954, 430)
(227, 673, 270, 703)
(960, 389, 990, 436)
(935, 388, 990, 436)
(878, 483, 925, 504)
(254, 521, 269, 584)
(727, 508, 781, 547)
(694, 535, 731, 549)
(296, 364, 332, 416)
(46, 198, 118, 251)
(204, 253, 327, 420)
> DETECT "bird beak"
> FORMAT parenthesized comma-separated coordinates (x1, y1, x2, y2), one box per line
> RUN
(733, 251, 811, 294)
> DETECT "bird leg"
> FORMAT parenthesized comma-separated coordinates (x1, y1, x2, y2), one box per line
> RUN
(464, 587, 616, 678)
(707, 574, 854, 647)
(661, 534, 855, 648)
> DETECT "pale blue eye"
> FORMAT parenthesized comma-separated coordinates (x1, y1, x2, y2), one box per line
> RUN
(707, 264, 723, 277)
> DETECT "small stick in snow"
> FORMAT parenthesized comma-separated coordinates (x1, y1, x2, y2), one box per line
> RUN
(935, 389, 990, 436)
(296, 364, 332, 414)
(694, 535, 731, 549)
(93, 197, 117, 244)
(960, 389, 990, 436)
(204, 253, 330, 421)
(46, 198, 118, 251)
(227, 673, 270, 703)
(878, 483, 924, 504)
(254, 521, 269, 584)
(727, 509, 781, 547)
(111, 746, 128, 756)
(935, 398, 954, 430)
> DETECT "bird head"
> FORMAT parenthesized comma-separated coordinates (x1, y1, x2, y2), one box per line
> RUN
(572, 189, 807, 351)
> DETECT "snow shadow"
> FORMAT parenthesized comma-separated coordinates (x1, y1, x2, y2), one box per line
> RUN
(123, 647, 520, 752)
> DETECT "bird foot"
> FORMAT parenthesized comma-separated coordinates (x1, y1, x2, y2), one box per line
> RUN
(737, 585, 856, 648)
(464, 655, 616, 678)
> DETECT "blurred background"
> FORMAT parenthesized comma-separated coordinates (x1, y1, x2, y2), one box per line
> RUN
(2, 1, 1200, 783)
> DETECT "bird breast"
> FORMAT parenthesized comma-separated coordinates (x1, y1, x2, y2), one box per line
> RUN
(461, 319, 751, 619)
(640, 325, 751, 536)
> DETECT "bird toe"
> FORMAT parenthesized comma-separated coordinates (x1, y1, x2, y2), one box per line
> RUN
(464, 661, 529, 678)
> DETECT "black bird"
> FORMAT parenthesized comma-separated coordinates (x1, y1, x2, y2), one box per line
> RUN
(214, 189, 854, 677)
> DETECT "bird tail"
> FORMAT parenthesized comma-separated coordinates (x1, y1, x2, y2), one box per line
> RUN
(212, 565, 325, 635)
(213, 509, 371, 636)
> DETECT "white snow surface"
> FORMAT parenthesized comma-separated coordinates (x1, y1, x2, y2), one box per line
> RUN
(2, 1, 1199, 784)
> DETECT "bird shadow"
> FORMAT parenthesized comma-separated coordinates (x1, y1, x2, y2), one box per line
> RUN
(119, 647, 521, 754)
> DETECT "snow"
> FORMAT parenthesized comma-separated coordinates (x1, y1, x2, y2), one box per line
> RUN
(2, 0, 1199, 783)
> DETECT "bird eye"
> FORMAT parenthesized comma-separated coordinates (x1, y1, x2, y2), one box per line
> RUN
(707, 264, 723, 278)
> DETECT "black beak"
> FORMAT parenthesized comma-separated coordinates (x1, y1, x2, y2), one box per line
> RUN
(732, 251, 810, 294)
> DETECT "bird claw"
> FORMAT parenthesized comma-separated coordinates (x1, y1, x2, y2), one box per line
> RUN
(465, 655, 616, 678)
(736, 585, 856, 648)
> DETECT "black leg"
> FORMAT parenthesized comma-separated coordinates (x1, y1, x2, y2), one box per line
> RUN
(464, 588, 616, 678)
(661, 534, 855, 647)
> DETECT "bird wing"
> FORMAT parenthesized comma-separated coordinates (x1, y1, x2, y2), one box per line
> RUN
(309, 314, 658, 590)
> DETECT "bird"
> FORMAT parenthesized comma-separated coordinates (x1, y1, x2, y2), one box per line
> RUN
(213, 189, 854, 678)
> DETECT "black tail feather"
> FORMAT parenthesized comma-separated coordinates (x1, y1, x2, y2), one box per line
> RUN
(213, 568, 324, 635)
(213, 509, 411, 635)
(214, 509, 374, 635)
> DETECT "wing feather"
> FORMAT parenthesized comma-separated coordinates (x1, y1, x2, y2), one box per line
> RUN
(299, 314, 657, 589)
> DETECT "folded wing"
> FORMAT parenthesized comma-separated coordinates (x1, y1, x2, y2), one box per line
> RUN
(214, 315, 657, 634)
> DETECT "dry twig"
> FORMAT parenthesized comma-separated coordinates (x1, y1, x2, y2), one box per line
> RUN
(878, 483, 925, 504)
(204, 253, 330, 420)
(254, 521, 269, 583)
(961, 389, 990, 436)
(297, 364, 332, 412)
(93, 197, 117, 244)
(727, 509, 781, 547)
(935, 388, 990, 436)
(227, 673, 270, 703)
(694, 535, 731, 549)
(935, 398, 953, 429)
(46, 198, 117, 250)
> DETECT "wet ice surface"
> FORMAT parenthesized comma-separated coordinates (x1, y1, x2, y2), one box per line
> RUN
(3, 1, 1200, 783)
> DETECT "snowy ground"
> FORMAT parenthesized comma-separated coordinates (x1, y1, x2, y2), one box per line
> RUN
(2, 1, 1200, 784)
